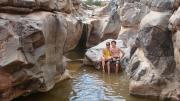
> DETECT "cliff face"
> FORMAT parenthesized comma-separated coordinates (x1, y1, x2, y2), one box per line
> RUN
(0, 0, 84, 101)
(0, 0, 73, 13)
(0, 0, 180, 101)
(119, 0, 180, 100)
(84, 0, 180, 100)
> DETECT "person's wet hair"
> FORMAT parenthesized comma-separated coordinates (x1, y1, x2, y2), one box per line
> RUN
(106, 42, 110, 46)
(111, 40, 116, 44)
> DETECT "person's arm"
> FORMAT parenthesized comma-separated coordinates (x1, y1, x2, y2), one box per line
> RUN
(120, 48, 125, 59)
(102, 49, 105, 57)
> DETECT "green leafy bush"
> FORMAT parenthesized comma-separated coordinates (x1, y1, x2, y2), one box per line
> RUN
(84, 0, 102, 6)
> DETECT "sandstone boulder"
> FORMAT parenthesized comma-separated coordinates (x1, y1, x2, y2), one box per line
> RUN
(0, 12, 71, 101)
(128, 48, 170, 98)
(169, 7, 180, 71)
(119, 2, 149, 27)
(84, 39, 130, 68)
(85, 11, 121, 47)
(127, 10, 176, 99)
(117, 27, 138, 47)
(81, 0, 121, 48)
(0, 0, 74, 13)
(118, 0, 141, 7)
(92, 3, 111, 16)
(85, 18, 106, 47)
(63, 15, 83, 52)
(140, 0, 179, 12)
(169, 7, 180, 31)
(0, 70, 12, 101)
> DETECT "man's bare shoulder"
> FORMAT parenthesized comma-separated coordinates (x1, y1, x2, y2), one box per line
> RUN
(116, 47, 121, 51)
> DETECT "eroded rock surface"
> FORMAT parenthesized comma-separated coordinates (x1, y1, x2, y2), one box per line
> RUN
(170, 7, 180, 71)
(125, 0, 180, 100)
(0, 0, 73, 13)
(84, 0, 180, 101)
(0, 0, 84, 101)
(0, 11, 67, 101)
(0, 0, 180, 101)
(83, 0, 121, 48)
(84, 39, 130, 69)
(84, 16, 121, 47)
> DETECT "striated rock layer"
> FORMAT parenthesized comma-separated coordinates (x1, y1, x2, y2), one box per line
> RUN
(122, 0, 180, 100)
(0, 0, 73, 13)
(84, 0, 180, 101)
(0, 0, 180, 101)
(0, 0, 84, 101)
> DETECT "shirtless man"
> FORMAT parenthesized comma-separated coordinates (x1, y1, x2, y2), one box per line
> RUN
(111, 40, 125, 73)
(101, 42, 111, 73)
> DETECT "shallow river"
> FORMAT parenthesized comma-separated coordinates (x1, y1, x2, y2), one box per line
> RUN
(15, 51, 157, 101)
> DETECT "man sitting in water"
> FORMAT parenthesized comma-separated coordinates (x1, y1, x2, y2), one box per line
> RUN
(101, 42, 111, 73)
(110, 40, 125, 73)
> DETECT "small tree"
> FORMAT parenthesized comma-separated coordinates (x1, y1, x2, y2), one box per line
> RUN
(84, 0, 93, 6)
(84, 0, 102, 6)
(93, 0, 101, 6)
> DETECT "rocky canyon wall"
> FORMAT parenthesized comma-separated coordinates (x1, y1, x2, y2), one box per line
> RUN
(84, 0, 180, 101)
(0, 0, 180, 101)
(0, 0, 84, 101)
(118, 0, 180, 100)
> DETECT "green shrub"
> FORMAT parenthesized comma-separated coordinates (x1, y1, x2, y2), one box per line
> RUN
(93, 0, 101, 6)
(84, 0, 102, 6)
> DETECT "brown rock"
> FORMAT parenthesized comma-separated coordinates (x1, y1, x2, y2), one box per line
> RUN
(0, 11, 71, 101)
(0, 0, 76, 13)
(127, 10, 176, 99)
(140, 0, 179, 12)
(0, 70, 12, 91)
(63, 15, 83, 52)
(117, 27, 138, 47)
(85, 13, 121, 47)
(119, 2, 149, 27)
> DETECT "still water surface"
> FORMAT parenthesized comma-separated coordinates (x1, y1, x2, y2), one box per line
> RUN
(15, 51, 157, 101)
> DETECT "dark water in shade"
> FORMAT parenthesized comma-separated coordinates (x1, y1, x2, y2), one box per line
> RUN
(14, 51, 158, 101)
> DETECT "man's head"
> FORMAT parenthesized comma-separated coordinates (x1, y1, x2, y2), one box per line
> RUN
(106, 42, 110, 49)
(111, 40, 116, 47)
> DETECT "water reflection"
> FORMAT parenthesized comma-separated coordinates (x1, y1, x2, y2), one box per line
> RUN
(14, 51, 157, 101)
(68, 63, 125, 101)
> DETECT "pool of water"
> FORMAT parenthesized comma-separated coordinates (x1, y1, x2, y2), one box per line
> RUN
(14, 51, 157, 101)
